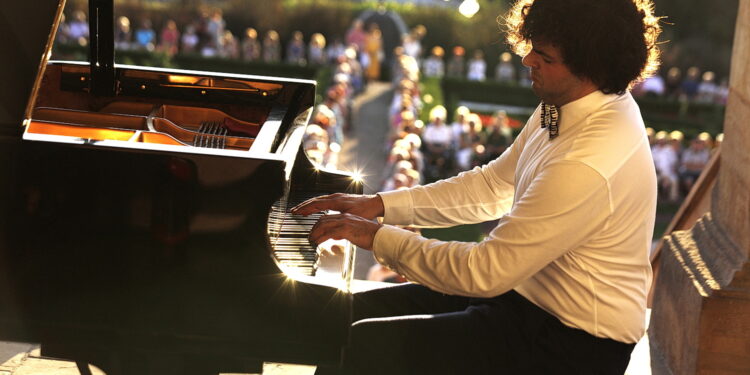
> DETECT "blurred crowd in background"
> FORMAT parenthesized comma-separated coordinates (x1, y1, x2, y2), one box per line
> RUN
(649, 128, 721, 203)
(55, 8, 728, 107)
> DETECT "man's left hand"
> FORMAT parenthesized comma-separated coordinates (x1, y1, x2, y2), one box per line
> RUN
(308, 213, 382, 251)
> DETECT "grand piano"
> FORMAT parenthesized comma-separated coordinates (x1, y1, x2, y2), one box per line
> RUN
(0, 1, 361, 374)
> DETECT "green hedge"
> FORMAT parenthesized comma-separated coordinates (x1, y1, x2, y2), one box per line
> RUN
(418, 77, 445, 124)
(440, 77, 726, 137)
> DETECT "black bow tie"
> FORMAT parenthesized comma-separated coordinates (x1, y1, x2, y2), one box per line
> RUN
(541, 102, 560, 140)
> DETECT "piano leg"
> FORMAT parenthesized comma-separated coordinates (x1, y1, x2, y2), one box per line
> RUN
(76, 361, 93, 375)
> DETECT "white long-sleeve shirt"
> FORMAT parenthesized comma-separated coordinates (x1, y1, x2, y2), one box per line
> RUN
(372, 90, 656, 343)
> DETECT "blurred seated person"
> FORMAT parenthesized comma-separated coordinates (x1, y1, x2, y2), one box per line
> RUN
(114, 16, 132, 50)
(450, 106, 470, 150)
(382, 172, 410, 192)
(481, 110, 513, 164)
(313, 103, 339, 146)
(664, 67, 681, 99)
(327, 37, 346, 64)
(679, 133, 712, 193)
(68, 10, 90, 46)
(401, 168, 421, 188)
(714, 133, 724, 152)
(304, 139, 328, 166)
(494, 52, 516, 84)
(262, 30, 281, 63)
(467, 49, 486, 81)
(286, 31, 307, 65)
(696, 71, 718, 104)
(181, 25, 199, 54)
(390, 79, 421, 120)
(241, 28, 262, 61)
(680, 66, 701, 101)
(55, 13, 72, 45)
(446, 46, 465, 78)
(304, 124, 329, 148)
(393, 138, 423, 171)
(422, 106, 453, 157)
(423, 46, 445, 78)
(402, 31, 422, 60)
(133, 19, 156, 51)
(456, 113, 483, 171)
(158, 20, 180, 56)
(669, 130, 684, 154)
(392, 109, 416, 139)
(399, 134, 425, 173)
(308, 33, 328, 66)
(220, 31, 240, 59)
(652, 130, 679, 202)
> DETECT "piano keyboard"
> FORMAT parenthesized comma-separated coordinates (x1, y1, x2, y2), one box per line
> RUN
(267, 192, 324, 276)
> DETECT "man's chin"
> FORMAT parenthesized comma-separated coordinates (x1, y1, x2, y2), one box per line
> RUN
(530, 85, 543, 100)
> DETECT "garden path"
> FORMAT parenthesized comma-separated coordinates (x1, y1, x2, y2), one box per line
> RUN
(339, 81, 395, 280)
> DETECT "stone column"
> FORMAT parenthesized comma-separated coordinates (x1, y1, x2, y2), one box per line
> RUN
(649, 1, 750, 374)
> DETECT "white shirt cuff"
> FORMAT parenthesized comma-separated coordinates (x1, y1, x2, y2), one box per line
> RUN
(372, 224, 414, 271)
(377, 189, 415, 225)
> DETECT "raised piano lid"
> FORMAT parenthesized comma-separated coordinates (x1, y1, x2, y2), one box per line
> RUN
(0, 0, 61, 134)
(11, 0, 319, 181)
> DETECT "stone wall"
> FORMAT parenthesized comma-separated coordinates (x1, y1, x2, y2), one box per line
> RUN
(714, 0, 750, 256)
(650, 1, 750, 374)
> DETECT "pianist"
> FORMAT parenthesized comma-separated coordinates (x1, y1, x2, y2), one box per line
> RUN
(293, 0, 661, 373)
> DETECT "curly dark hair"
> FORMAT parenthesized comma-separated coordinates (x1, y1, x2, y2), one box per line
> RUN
(505, 0, 662, 95)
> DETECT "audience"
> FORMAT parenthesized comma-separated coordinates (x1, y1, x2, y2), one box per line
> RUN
(52, 7, 729, 106)
(646, 128, 720, 203)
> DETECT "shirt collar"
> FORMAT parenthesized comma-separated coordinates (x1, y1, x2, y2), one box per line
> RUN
(558, 90, 622, 129)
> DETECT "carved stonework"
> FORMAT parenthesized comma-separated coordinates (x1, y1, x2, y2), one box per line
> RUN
(665, 213, 746, 297)
(651, 212, 750, 374)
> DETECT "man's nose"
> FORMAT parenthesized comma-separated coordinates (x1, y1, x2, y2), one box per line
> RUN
(521, 52, 537, 69)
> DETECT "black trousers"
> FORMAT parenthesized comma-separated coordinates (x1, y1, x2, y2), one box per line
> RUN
(330, 283, 635, 375)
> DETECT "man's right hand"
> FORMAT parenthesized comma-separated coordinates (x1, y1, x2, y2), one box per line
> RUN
(290, 193, 384, 220)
